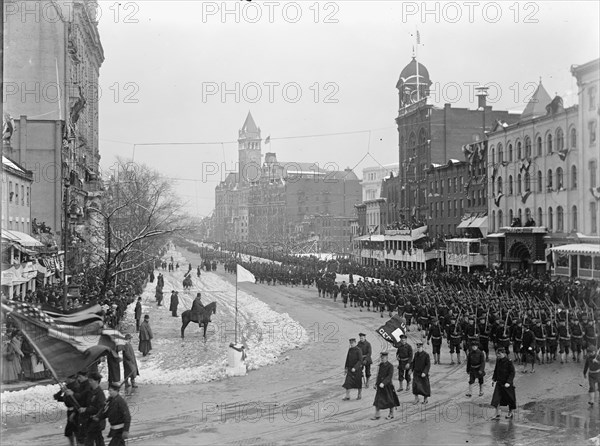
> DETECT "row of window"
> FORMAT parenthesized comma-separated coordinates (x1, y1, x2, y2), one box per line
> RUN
(430, 176, 465, 195)
(7, 181, 30, 207)
(490, 202, 598, 234)
(493, 161, 597, 195)
(491, 121, 597, 165)
(6, 219, 30, 233)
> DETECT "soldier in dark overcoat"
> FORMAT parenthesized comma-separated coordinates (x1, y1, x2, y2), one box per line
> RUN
(371, 352, 399, 420)
(411, 342, 431, 404)
(342, 338, 363, 400)
(491, 348, 516, 419)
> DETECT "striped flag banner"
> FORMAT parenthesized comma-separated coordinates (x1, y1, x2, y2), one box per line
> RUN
(1, 299, 118, 380)
(43, 304, 104, 326)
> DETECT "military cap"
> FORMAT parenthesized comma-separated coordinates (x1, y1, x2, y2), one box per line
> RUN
(349, 338, 356, 343)
(358, 333, 366, 337)
(76, 370, 88, 377)
(109, 382, 122, 391)
(415, 341, 424, 346)
(496, 347, 506, 354)
(380, 351, 389, 356)
(88, 372, 102, 382)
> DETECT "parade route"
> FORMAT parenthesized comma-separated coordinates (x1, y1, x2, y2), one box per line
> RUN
(2, 247, 599, 445)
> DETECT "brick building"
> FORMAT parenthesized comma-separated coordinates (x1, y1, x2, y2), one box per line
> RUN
(392, 57, 520, 224)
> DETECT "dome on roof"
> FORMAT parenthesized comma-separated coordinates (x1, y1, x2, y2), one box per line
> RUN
(397, 57, 432, 89)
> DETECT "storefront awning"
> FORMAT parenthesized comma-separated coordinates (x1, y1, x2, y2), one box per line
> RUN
(550, 244, 600, 255)
(1, 230, 44, 247)
(457, 216, 488, 237)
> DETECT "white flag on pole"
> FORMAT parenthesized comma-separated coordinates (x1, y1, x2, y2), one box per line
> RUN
(237, 264, 256, 283)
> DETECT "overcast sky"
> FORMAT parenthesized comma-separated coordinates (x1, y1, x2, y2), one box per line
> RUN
(96, 0, 600, 217)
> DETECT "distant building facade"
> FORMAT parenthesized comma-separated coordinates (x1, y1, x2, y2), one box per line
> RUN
(362, 164, 398, 201)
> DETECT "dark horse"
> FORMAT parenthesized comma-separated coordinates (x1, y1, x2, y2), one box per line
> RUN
(180, 302, 217, 340)
(183, 275, 193, 290)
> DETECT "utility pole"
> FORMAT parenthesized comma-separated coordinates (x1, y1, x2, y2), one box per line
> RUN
(63, 181, 70, 310)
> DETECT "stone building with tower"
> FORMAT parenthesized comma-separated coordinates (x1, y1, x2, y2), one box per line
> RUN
(213, 113, 361, 252)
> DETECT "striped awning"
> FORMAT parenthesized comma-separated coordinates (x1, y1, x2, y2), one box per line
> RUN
(550, 244, 600, 255)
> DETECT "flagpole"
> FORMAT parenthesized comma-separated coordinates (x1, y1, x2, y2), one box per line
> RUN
(415, 28, 420, 102)
(235, 272, 238, 344)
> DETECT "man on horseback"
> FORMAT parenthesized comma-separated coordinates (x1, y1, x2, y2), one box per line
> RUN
(191, 292, 205, 321)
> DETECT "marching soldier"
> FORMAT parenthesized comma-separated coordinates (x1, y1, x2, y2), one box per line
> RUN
(521, 323, 536, 373)
(466, 341, 486, 397)
(427, 317, 444, 365)
(531, 319, 546, 364)
(511, 319, 524, 364)
(478, 315, 492, 362)
(395, 335, 413, 391)
(447, 316, 463, 365)
(584, 318, 598, 351)
(571, 317, 585, 363)
(583, 345, 600, 406)
(95, 383, 131, 446)
(357, 333, 373, 387)
(545, 318, 558, 363)
(558, 318, 571, 364)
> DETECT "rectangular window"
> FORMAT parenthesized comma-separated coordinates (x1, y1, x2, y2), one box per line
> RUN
(590, 121, 597, 146)
(592, 202, 598, 235)
(448, 200, 451, 217)
(26, 187, 30, 206)
(21, 185, 24, 205)
(454, 200, 457, 217)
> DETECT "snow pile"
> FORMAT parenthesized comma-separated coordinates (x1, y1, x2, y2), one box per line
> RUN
(122, 248, 307, 384)
(2, 248, 307, 415)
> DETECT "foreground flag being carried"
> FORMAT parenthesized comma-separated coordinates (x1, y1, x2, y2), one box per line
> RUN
(376, 314, 407, 345)
(1, 298, 123, 381)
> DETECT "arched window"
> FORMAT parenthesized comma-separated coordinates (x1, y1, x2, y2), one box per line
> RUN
(557, 206, 564, 232)
(547, 133, 553, 153)
(498, 143, 504, 163)
(570, 127, 577, 148)
(537, 136, 543, 156)
(497, 176, 503, 194)
(537, 207, 543, 226)
(491, 147, 495, 166)
(409, 132, 416, 156)
(491, 175, 495, 195)
(491, 210, 496, 232)
(525, 208, 532, 223)
(572, 205, 578, 231)
(419, 128, 427, 147)
(498, 210, 503, 228)
(507, 143, 512, 162)
(524, 172, 531, 192)
(518, 208, 523, 223)
(556, 128, 564, 151)
(509, 209, 514, 225)
(547, 169, 553, 190)
(517, 141, 522, 159)
(525, 136, 532, 158)
(517, 173, 522, 194)
(537, 170, 543, 192)
(556, 167, 564, 190)
(571, 165, 578, 189)
(508, 175, 513, 195)
(548, 207, 554, 231)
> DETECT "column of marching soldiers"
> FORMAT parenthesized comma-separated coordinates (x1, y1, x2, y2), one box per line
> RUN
(221, 257, 600, 370)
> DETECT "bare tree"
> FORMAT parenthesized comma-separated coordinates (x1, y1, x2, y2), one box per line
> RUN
(87, 159, 193, 295)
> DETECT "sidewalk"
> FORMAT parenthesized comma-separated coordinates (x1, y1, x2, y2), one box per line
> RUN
(1, 378, 54, 393)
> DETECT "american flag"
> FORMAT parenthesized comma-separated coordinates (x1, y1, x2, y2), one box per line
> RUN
(1, 298, 122, 381)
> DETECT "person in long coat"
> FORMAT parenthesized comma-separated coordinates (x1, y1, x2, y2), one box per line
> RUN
(138, 315, 153, 357)
(342, 338, 363, 400)
(411, 342, 431, 404)
(2, 331, 24, 383)
(122, 334, 139, 388)
(134, 298, 142, 332)
(491, 347, 516, 419)
(169, 291, 179, 317)
(371, 352, 400, 420)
